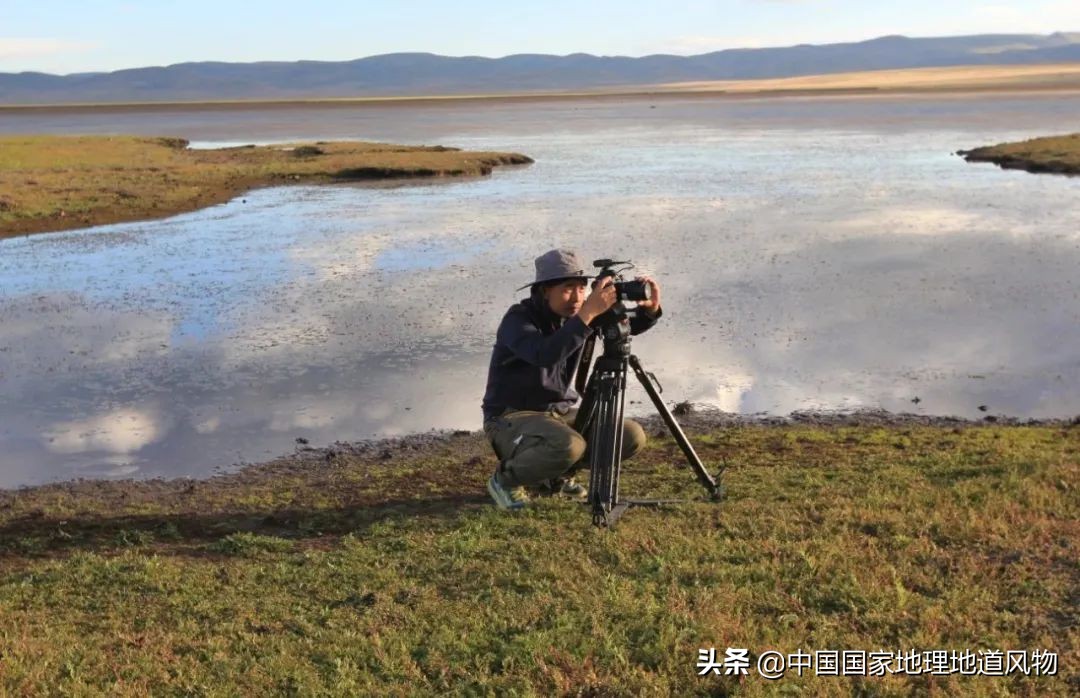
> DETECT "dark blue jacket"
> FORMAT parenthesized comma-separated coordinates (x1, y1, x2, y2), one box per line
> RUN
(481, 293, 661, 423)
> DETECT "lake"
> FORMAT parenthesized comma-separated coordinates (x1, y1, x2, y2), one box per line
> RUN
(1, 92, 1078, 488)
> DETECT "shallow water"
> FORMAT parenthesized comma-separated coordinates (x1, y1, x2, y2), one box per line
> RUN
(1, 93, 1078, 488)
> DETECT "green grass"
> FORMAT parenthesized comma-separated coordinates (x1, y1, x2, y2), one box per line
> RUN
(0, 424, 1076, 695)
(960, 133, 1080, 175)
(0, 135, 532, 238)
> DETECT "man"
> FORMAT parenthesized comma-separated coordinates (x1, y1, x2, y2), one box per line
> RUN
(481, 249, 663, 509)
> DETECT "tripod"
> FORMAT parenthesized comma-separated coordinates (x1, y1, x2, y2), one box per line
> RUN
(572, 308, 724, 527)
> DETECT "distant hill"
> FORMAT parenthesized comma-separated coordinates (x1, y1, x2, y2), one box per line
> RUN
(2, 32, 1080, 106)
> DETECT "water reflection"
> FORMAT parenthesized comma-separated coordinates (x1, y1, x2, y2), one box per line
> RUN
(1, 95, 1079, 487)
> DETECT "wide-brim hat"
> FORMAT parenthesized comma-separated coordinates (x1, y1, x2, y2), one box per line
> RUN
(515, 248, 592, 291)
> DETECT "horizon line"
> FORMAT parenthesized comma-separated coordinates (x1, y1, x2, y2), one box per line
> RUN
(5, 30, 1079, 78)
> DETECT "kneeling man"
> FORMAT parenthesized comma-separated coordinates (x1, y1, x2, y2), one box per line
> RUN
(481, 249, 662, 509)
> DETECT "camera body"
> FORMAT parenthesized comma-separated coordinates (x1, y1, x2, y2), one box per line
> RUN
(593, 258, 651, 302)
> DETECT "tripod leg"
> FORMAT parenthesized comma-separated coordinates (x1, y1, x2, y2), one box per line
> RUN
(586, 356, 628, 526)
(573, 378, 598, 436)
(629, 354, 723, 500)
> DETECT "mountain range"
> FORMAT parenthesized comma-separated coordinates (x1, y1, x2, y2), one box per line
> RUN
(2, 32, 1080, 105)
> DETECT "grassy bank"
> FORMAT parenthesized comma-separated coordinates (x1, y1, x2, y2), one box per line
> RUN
(959, 133, 1080, 176)
(1, 422, 1077, 695)
(0, 135, 532, 238)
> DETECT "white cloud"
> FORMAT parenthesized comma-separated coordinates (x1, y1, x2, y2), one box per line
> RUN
(42, 407, 164, 455)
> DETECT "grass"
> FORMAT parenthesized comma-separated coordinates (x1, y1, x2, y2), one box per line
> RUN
(959, 133, 1080, 176)
(0, 423, 1076, 695)
(0, 135, 532, 238)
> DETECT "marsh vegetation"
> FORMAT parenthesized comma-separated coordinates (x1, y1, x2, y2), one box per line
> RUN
(0, 135, 532, 238)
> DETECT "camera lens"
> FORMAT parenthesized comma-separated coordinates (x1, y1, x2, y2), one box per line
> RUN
(614, 280, 651, 302)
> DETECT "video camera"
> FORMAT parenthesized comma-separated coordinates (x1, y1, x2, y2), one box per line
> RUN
(592, 258, 651, 303)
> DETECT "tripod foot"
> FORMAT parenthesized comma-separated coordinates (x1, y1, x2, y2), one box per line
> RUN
(593, 502, 630, 527)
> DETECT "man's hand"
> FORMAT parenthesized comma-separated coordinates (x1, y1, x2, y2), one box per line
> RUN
(578, 276, 617, 325)
(635, 276, 661, 315)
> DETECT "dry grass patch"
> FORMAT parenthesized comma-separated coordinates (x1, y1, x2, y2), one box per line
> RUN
(653, 63, 1080, 95)
(960, 133, 1080, 176)
(0, 135, 532, 238)
(0, 424, 1076, 694)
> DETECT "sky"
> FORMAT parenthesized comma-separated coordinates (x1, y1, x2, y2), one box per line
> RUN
(2, 0, 1080, 75)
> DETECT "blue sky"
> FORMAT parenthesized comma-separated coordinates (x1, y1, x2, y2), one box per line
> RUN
(3, 1, 1079, 75)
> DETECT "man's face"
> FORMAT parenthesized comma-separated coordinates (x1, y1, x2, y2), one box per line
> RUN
(544, 278, 588, 318)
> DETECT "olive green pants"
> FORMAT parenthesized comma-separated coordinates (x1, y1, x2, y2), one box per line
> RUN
(484, 408, 647, 488)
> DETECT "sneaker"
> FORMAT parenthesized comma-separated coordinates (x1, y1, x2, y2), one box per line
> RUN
(559, 477, 588, 499)
(487, 473, 530, 510)
(538, 476, 588, 499)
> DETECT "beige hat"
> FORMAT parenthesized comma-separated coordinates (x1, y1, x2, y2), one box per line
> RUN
(516, 249, 592, 291)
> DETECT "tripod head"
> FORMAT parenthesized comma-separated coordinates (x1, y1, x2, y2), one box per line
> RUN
(595, 308, 632, 358)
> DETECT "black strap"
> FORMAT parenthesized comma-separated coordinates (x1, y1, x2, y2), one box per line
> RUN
(574, 332, 596, 396)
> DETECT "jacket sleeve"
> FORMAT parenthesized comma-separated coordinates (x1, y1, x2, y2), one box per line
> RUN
(629, 306, 663, 336)
(498, 309, 592, 367)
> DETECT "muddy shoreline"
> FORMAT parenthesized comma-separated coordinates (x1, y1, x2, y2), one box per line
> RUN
(3, 407, 1076, 496)
(959, 150, 1080, 175)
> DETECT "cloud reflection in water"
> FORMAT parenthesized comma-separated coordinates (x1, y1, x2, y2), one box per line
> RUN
(1, 96, 1078, 488)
